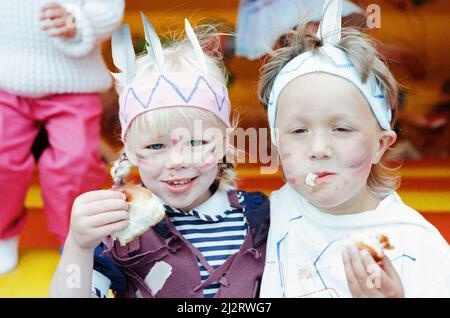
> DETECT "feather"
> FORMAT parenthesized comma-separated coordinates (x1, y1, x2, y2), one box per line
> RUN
(184, 18, 207, 74)
(140, 12, 165, 73)
(112, 24, 137, 85)
(317, 0, 342, 45)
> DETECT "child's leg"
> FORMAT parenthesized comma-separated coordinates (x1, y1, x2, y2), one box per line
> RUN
(36, 93, 106, 243)
(0, 90, 39, 274)
(0, 90, 39, 240)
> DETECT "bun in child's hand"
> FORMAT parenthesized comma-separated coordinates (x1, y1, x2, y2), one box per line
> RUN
(346, 231, 394, 263)
(111, 184, 165, 246)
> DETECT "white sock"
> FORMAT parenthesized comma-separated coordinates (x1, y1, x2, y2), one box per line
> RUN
(0, 236, 19, 275)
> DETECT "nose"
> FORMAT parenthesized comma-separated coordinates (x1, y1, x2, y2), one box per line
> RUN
(308, 133, 332, 160)
(165, 145, 190, 170)
(166, 162, 188, 170)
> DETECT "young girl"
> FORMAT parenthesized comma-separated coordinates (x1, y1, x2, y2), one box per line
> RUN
(49, 15, 269, 298)
(258, 0, 450, 297)
(0, 0, 124, 275)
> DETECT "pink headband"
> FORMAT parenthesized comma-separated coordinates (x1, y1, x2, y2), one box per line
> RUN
(112, 15, 232, 142)
(119, 72, 231, 141)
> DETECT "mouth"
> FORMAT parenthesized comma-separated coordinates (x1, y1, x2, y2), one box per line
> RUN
(305, 171, 335, 189)
(162, 177, 198, 193)
(316, 172, 336, 178)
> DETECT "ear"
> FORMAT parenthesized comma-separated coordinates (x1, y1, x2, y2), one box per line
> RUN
(372, 130, 397, 164)
(124, 144, 138, 166)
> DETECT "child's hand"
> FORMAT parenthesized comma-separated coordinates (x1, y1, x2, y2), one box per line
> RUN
(69, 190, 129, 251)
(40, 3, 76, 39)
(342, 244, 405, 298)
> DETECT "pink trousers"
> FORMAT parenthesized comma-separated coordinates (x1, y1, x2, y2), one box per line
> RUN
(0, 89, 106, 243)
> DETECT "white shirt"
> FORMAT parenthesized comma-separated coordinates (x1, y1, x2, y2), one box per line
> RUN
(0, 0, 124, 97)
(261, 183, 450, 298)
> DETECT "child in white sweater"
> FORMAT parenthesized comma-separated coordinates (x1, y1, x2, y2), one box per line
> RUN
(0, 0, 124, 275)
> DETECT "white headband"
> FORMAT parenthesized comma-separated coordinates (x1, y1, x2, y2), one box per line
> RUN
(267, 0, 392, 146)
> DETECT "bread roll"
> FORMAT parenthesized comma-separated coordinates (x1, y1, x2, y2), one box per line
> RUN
(112, 184, 165, 246)
(347, 231, 394, 263)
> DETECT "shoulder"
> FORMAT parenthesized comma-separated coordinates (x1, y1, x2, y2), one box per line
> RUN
(396, 222, 449, 252)
(269, 183, 298, 206)
(268, 183, 301, 229)
(237, 190, 269, 211)
(236, 190, 270, 223)
(382, 192, 444, 231)
(236, 190, 270, 248)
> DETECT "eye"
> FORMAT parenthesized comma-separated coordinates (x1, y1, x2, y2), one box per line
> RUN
(190, 140, 207, 147)
(333, 126, 353, 133)
(291, 128, 308, 134)
(146, 143, 165, 150)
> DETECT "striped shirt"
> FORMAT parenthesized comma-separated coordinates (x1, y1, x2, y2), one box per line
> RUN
(166, 191, 248, 298)
(92, 190, 254, 298)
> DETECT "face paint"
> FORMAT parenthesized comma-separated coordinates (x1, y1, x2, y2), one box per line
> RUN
(286, 177, 297, 186)
(197, 158, 217, 172)
(346, 137, 372, 166)
(194, 143, 221, 172)
(276, 73, 382, 214)
(129, 118, 221, 211)
(137, 157, 157, 171)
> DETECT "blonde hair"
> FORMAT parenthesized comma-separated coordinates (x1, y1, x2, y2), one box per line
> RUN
(111, 24, 237, 191)
(258, 22, 400, 195)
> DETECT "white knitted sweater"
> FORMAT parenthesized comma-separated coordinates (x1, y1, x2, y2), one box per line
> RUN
(0, 0, 125, 98)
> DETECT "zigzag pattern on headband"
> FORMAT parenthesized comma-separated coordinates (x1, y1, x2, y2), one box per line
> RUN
(113, 14, 232, 141)
(119, 74, 230, 125)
